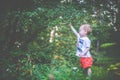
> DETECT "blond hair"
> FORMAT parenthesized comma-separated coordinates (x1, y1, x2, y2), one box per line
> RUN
(80, 24, 92, 35)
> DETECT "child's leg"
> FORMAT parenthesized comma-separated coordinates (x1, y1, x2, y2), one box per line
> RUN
(87, 67, 92, 77)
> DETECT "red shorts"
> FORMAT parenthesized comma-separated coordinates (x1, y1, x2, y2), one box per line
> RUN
(80, 57, 93, 69)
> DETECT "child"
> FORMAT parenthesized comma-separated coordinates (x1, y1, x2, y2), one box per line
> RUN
(69, 23, 93, 78)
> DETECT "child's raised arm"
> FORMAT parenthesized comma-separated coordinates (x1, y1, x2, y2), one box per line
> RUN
(69, 23, 79, 37)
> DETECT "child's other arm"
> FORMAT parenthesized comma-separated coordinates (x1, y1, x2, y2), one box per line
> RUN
(81, 47, 90, 55)
(69, 23, 79, 37)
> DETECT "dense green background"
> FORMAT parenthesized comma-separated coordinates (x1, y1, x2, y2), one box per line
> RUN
(0, 0, 120, 80)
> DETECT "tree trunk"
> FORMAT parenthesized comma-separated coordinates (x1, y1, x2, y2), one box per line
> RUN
(96, 40, 100, 52)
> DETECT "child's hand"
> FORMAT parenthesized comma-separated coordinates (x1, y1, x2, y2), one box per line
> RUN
(69, 22, 72, 27)
(79, 53, 84, 57)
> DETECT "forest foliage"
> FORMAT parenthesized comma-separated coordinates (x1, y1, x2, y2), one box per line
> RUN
(0, 0, 120, 80)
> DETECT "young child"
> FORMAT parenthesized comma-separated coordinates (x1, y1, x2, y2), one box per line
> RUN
(69, 23, 93, 78)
